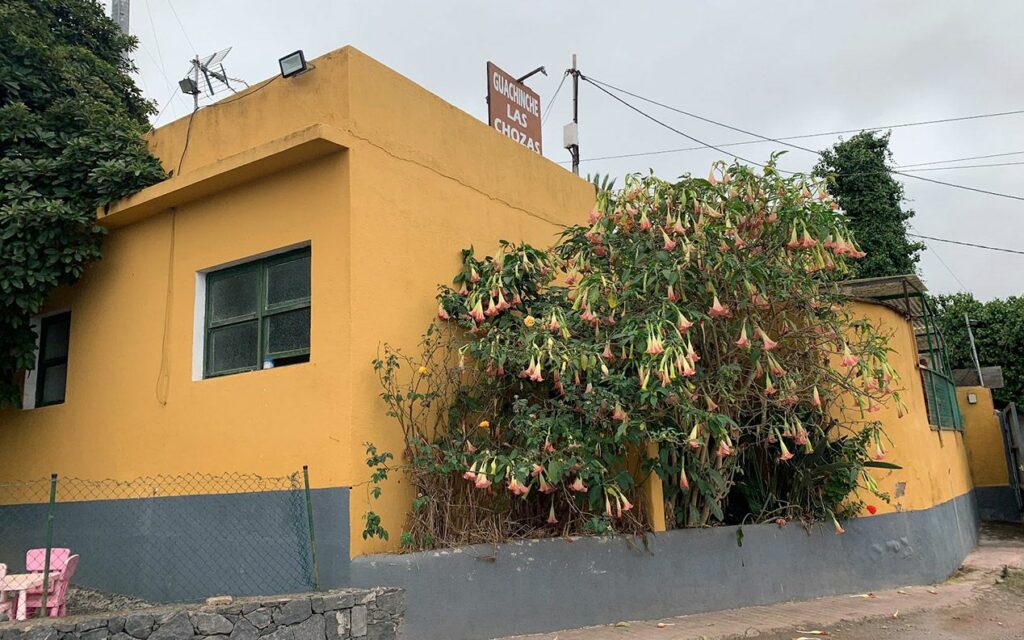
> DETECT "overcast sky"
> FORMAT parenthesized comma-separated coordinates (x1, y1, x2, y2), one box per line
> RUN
(108, 1, 1024, 301)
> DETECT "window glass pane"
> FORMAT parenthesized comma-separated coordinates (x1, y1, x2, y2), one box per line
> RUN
(209, 321, 259, 374)
(41, 313, 71, 361)
(265, 308, 310, 355)
(209, 269, 259, 322)
(266, 255, 311, 307)
(39, 364, 67, 406)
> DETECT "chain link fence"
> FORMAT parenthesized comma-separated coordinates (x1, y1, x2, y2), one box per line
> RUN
(0, 469, 321, 619)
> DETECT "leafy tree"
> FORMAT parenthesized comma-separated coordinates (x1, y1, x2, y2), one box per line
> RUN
(374, 161, 900, 549)
(935, 293, 1024, 405)
(815, 132, 923, 279)
(1, 0, 165, 405)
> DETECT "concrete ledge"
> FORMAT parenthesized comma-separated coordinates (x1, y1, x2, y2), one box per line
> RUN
(350, 492, 979, 640)
(97, 124, 349, 229)
(975, 485, 1022, 522)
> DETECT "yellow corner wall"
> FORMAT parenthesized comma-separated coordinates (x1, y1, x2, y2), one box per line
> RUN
(959, 386, 1010, 487)
(848, 302, 973, 515)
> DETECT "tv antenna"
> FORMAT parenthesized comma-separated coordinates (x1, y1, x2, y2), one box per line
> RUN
(178, 47, 249, 110)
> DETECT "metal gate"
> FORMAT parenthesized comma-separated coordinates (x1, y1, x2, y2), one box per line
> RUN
(1000, 403, 1024, 516)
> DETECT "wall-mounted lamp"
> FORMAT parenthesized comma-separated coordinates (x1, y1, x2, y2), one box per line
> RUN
(178, 78, 199, 95)
(279, 50, 310, 78)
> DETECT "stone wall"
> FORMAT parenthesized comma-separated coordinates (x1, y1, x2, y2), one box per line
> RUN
(0, 589, 402, 640)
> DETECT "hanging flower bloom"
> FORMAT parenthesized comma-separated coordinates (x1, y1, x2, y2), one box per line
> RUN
(602, 342, 614, 360)
(832, 514, 845, 535)
(786, 226, 801, 250)
(612, 404, 628, 422)
(716, 438, 734, 458)
(569, 477, 588, 493)
(605, 494, 614, 518)
(587, 209, 602, 224)
(466, 441, 477, 453)
(679, 461, 690, 490)
(708, 296, 732, 318)
(687, 424, 702, 449)
(662, 230, 677, 250)
(681, 355, 697, 378)
(812, 386, 822, 407)
(764, 373, 777, 395)
(687, 339, 700, 363)
(639, 210, 652, 231)
(469, 299, 486, 323)
(539, 476, 556, 494)
(547, 503, 559, 525)
(531, 464, 544, 477)
(735, 325, 750, 348)
(778, 436, 794, 462)
(677, 311, 694, 333)
(758, 328, 778, 351)
(474, 473, 492, 490)
(667, 284, 680, 302)
(546, 314, 560, 331)
(437, 304, 451, 321)
(841, 344, 860, 368)
(645, 332, 665, 355)
(620, 494, 634, 513)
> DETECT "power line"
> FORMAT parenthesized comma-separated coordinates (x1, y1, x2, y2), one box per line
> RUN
(908, 233, 1024, 256)
(166, 0, 197, 55)
(582, 75, 1024, 202)
(542, 72, 568, 127)
(898, 161, 1024, 172)
(899, 150, 1024, 168)
(575, 77, 1024, 164)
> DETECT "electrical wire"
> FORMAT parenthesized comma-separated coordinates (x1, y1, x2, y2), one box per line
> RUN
(582, 75, 1024, 202)
(176, 107, 197, 175)
(167, 0, 198, 55)
(542, 71, 568, 127)
(898, 160, 1024, 172)
(898, 150, 1024, 168)
(908, 233, 1024, 256)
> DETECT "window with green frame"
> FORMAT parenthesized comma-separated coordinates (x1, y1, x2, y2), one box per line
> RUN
(204, 247, 311, 378)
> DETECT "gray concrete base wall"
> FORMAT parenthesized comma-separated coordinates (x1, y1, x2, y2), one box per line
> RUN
(0, 587, 403, 640)
(975, 485, 1022, 522)
(0, 487, 350, 602)
(351, 491, 979, 640)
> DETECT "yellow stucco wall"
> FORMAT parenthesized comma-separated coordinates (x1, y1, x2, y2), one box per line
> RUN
(0, 47, 594, 557)
(849, 302, 973, 515)
(959, 386, 1010, 487)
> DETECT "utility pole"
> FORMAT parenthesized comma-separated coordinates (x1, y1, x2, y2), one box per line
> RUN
(111, 0, 130, 35)
(965, 313, 985, 386)
(563, 54, 581, 176)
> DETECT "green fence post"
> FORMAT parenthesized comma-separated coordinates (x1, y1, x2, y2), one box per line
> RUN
(39, 473, 57, 618)
(302, 465, 321, 591)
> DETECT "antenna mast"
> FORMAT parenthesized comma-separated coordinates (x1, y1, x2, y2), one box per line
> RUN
(111, 0, 130, 35)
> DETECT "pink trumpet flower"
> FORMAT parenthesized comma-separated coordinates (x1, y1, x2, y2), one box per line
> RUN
(679, 462, 690, 490)
(708, 296, 732, 318)
(662, 230, 678, 251)
(587, 209, 602, 224)
(469, 267, 480, 283)
(639, 211, 652, 231)
(687, 424, 702, 449)
(786, 226, 801, 250)
(539, 476, 556, 494)
(474, 474, 492, 490)
(605, 494, 614, 518)
(841, 344, 860, 368)
(612, 404, 629, 422)
(469, 299, 486, 323)
(547, 503, 559, 525)
(569, 477, 588, 493)
(687, 339, 700, 363)
(716, 439, 734, 458)
(667, 284, 680, 302)
(677, 311, 694, 333)
(462, 469, 477, 481)
(437, 304, 450, 321)
(602, 342, 614, 360)
(800, 231, 817, 248)
(547, 314, 561, 331)
(531, 464, 544, 477)
(758, 328, 778, 351)
(681, 355, 697, 378)
(621, 494, 634, 513)
(645, 333, 665, 356)
(778, 437, 794, 462)
(735, 325, 750, 348)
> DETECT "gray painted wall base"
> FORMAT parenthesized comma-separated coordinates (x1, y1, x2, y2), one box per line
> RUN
(0, 487, 350, 602)
(975, 485, 1023, 522)
(351, 492, 979, 640)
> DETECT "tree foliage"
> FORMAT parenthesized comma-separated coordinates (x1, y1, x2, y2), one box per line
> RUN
(934, 293, 1024, 405)
(374, 161, 901, 549)
(815, 131, 923, 279)
(0, 0, 165, 405)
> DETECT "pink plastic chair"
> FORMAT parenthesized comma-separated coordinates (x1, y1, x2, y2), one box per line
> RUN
(22, 555, 78, 618)
(25, 548, 71, 573)
(0, 563, 14, 620)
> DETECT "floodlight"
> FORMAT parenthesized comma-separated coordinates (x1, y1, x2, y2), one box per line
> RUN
(179, 78, 199, 95)
(279, 50, 309, 78)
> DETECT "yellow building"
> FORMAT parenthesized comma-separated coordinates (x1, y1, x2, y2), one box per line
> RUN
(0, 48, 981, 635)
(0, 46, 592, 576)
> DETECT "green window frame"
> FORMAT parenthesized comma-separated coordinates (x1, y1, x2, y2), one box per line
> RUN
(35, 311, 71, 407)
(203, 247, 311, 378)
